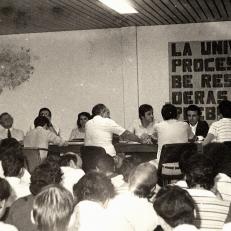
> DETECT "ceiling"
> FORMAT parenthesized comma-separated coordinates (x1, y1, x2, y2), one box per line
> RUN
(0, 0, 230, 35)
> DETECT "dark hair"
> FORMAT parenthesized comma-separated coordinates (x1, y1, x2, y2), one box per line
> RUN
(153, 185, 195, 228)
(0, 138, 22, 160)
(218, 100, 231, 118)
(0, 177, 11, 201)
(161, 103, 177, 120)
(203, 143, 231, 177)
(139, 104, 153, 120)
(2, 152, 24, 177)
(92, 104, 107, 117)
(34, 116, 50, 128)
(0, 112, 11, 120)
(77, 112, 91, 128)
(184, 154, 215, 190)
(96, 154, 115, 173)
(38, 108, 52, 117)
(45, 154, 61, 165)
(128, 162, 157, 199)
(30, 162, 63, 195)
(186, 105, 201, 116)
(60, 154, 77, 167)
(73, 171, 115, 203)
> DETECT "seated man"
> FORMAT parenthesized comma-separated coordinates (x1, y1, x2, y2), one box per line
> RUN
(0, 113, 24, 142)
(154, 185, 198, 231)
(2, 151, 30, 203)
(85, 104, 142, 157)
(186, 104, 209, 140)
(0, 177, 18, 231)
(184, 154, 230, 230)
(6, 161, 63, 231)
(129, 104, 157, 143)
(24, 116, 66, 160)
(204, 100, 231, 145)
(153, 103, 195, 161)
(60, 153, 85, 194)
(32, 185, 74, 231)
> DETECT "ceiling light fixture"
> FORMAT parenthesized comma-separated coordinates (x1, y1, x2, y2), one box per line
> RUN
(99, 0, 138, 14)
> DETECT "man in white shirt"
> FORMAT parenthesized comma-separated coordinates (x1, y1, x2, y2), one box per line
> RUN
(0, 113, 24, 142)
(24, 116, 66, 160)
(85, 104, 142, 157)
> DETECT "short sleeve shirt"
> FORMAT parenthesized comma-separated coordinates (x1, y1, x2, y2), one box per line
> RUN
(208, 118, 231, 142)
(84, 115, 125, 156)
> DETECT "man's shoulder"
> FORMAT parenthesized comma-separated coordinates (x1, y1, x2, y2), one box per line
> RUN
(10, 194, 33, 208)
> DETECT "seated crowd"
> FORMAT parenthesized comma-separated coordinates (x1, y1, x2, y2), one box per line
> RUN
(0, 99, 230, 231)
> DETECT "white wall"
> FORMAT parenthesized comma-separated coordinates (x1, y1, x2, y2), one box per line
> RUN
(0, 21, 230, 138)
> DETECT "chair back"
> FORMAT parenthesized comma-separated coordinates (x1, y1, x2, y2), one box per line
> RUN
(80, 146, 107, 173)
(157, 143, 198, 186)
(22, 148, 45, 173)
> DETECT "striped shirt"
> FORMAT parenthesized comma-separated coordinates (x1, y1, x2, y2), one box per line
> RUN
(209, 118, 231, 142)
(215, 173, 231, 202)
(187, 189, 230, 231)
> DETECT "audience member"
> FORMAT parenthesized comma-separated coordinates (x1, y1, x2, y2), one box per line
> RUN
(129, 104, 157, 144)
(6, 161, 63, 231)
(154, 185, 198, 231)
(32, 185, 74, 231)
(24, 116, 66, 160)
(0, 113, 24, 142)
(60, 153, 85, 194)
(0, 178, 18, 231)
(153, 103, 195, 161)
(184, 154, 230, 230)
(85, 103, 142, 156)
(186, 104, 209, 140)
(69, 112, 91, 140)
(204, 100, 231, 145)
(108, 162, 159, 231)
(2, 151, 30, 202)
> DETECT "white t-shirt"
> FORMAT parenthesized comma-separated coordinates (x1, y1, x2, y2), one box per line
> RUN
(84, 116, 125, 156)
(153, 119, 194, 160)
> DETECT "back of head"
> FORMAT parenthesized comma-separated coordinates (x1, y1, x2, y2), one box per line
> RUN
(139, 104, 153, 120)
(60, 154, 77, 167)
(96, 154, 115, 174)
(92, 104, 106, 117)
(161, 103, 177, 120)
(30, 162, 63, 195)
(128, 162, 157, 199)
(218, 100, 231, 118)
(32, 184, 74, 231)
(184, 154, 215, 190)
(34, 116, 50, 128)
(0, 177, 11, 219)
(2, 151, 24, 177)
(0, 138, 22, 160)
(73, 171, 115, 204)
(153, 185, 195, 228)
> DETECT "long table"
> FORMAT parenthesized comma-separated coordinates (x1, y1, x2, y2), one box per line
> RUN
(49, 142, 158, 159)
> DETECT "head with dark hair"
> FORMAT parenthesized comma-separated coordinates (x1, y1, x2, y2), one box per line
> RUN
(45, 154, 61, 165)
(77, 112, 91, 129)
(96, 154, 115, 174)
(0, 177, 11, 218)
(184, 154, 215, 190)
(34, 116, 50, 128)
(139, 104, 153, 121)
(0, 112, 13, 129)
(128, 162, 157, 199)
(161, 103, 177, 120)
(32, 184, 74, 231)
(0, 138, 22, 160)
(30, 162, 63, 196)
(186, 105, 201, 126)
(39, 108, 52, 119)
(92, 104, 110, 118)
(2, 151, 24, 177)
(203, 143, 231, 177)
(218, 100, 231, 118)
(73, 171, 115, 204)
(153, 185, 195, 228)
(60, 154, 77, 167)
